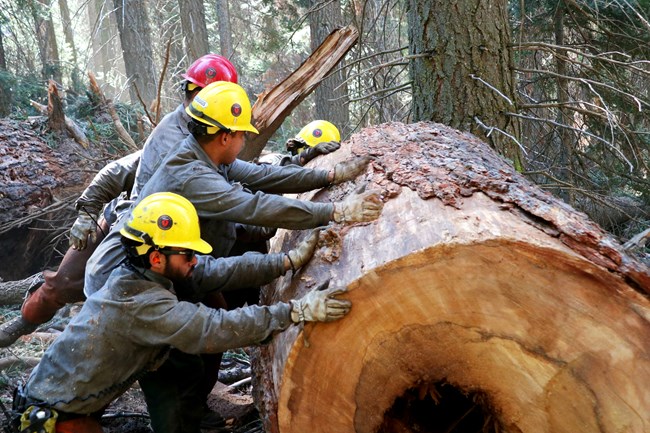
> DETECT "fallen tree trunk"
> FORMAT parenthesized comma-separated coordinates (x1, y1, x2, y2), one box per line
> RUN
(253, 121, 650, 433)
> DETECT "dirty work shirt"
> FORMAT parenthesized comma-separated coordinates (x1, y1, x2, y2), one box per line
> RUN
(75, 151, 141, 224)
(24, 260, 293, 415)
(73, 103, 190, 222)
(130, 103, 191, 201)
(84, 135, 334, 296)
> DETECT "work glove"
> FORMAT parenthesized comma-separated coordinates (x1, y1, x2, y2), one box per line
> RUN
(290, 280, 351, 323)
(300, 141, 341, 165)
(332, 155, 372, 185)
(69, 210, 99, 250)
(286, 229, 320, 272)
(333, 189, 383, 223)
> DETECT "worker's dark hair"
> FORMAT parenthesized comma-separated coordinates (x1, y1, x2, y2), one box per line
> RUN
(121, 236, 154, 269)
(181, 81, 201, 102)
(187, 119, 210, 138)
(187, 119, 232, 140)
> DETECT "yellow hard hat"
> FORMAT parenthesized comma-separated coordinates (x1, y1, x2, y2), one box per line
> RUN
(185, 81, 259, 135)
(296, 120, 340, 151)
(120, 192, 212, 256)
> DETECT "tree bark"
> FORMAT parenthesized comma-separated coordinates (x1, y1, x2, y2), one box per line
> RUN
(308, 0, 350, 137)
(0, 273, 43, 305)
(87, 0, 125, 99)
(112, 0, 157, 107)
(0, 31, 9, 117)
(31, 0, 63, 84)
(178, 0, 209, 61)
(57, 0, 77, 64)
(238, 26, 359, 161)
(30, 99, 89, 148)
(0, 30, 6, 70)
(47, 80, 65, 132)
(215, 0, 233, 60)
(408, 0, 522, 167)
(252, 121, 650, 433)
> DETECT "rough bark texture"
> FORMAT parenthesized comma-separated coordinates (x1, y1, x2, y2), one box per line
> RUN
(87, 0, 125, 101)
(309, 0, 350, 137)
(253, 121, 650, 433)
(30, 99, 89, 148)
(215, 0, 233, 59)
(32, 0, 62, 84)
(47, 80, 65, 133)
(238, 26, 358, 161)
(178, 0, 209, 61)
(112, 0, 157, 107)
(0, 273, 42, 305)
(0, 120, 94, 280)
(408, 0, 522, 166)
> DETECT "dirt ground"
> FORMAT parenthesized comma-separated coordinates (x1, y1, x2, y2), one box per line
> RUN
(0, 305, 263, 433)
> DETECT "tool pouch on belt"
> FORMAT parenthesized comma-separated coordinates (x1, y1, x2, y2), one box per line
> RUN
(19, 406, 57, 433)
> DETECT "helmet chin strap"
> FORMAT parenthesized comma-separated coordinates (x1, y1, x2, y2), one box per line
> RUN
(187, 104, 232, 134)
(123, 224, 157, 255)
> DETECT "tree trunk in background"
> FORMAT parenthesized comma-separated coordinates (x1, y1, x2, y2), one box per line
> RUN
(216, 0, 233, 60)
(553, 3, 576, 205)
(56, 0, 81, 90)
(87, 0, 124, 100)
(252, 121, 650, 433)
(0, 31, 6, 70)
(0, 31, 9, 117)
(178, 0, 209, 61)
(31, 0, 63, 85)
(309, 0, 350, 137)
(407, 0, 522, 168)
(112, 0, 157, 107)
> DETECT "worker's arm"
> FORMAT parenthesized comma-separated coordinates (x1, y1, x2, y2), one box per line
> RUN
(133, 283, 350, 354)
(75, 151, 141, 213)
(70, 151, 141, 249)
(184, 165, 334, 229)
(192, 229, 320, 294)
(226, 158, 331, 194)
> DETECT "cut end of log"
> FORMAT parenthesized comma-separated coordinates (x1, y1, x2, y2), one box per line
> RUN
(275, 240, 649, 433)
(255, 122, 650, 433)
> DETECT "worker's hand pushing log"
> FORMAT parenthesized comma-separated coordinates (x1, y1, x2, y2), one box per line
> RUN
(290, 280, 351, 323)
(286, 229, 321, 272)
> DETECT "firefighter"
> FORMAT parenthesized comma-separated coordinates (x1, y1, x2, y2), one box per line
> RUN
(10, 192, 349, 433)
(79, 81, 382, 433)
(0, 54, 239, 347)
(84, 81, 383, 297)
(259, 119, 342, 167)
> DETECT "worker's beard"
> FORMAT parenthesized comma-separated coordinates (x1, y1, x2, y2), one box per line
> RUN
(163, 263, 197, 301)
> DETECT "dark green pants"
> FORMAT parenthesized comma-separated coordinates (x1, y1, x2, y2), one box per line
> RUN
(139, 349, 208, 433)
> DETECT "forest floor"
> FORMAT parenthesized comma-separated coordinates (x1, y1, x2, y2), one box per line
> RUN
(0, 304, 264, 433)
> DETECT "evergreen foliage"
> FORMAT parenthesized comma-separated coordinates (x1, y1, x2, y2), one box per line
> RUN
(0, 0, 645, 245)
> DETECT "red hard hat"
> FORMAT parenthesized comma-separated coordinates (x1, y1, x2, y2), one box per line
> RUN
(182, 54, 238, 88)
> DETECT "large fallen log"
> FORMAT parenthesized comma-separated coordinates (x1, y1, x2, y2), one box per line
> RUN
(253, 121, 650, 433)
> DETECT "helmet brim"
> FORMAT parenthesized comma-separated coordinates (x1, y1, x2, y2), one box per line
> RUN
(179, 239, 213, 255)
(233, 124, 259, 135)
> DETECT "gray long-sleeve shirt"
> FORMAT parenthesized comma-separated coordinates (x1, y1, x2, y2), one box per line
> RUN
(84, 135, 333, 296)
(73, 103, 190, 219)
(131, 104, 191, 201)
(25, 262, 292, 415)
(74, 151, 140, 219)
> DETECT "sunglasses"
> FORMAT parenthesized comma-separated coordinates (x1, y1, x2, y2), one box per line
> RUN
(158, 249, 196, 260)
